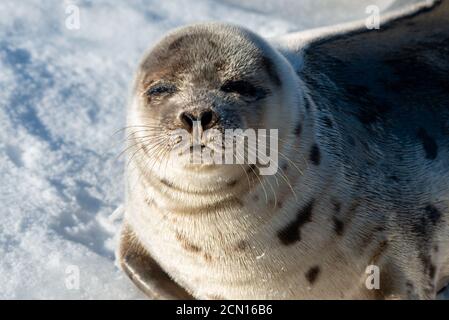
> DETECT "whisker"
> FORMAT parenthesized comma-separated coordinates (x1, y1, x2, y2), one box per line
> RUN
(111, 124, 165, 136)
(244, 143, 299, 203)
(116, 135, 166, 162)
(234, 149, 268, 205)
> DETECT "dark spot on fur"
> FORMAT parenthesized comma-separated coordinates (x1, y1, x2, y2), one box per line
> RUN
(357, 104, 390, 125)
(323, 116, 333, 128)
(405, 281, 417, 298)
(145, 196, 155, 206)
(176, 233, 212, 262)
(332, 201, 341, 213)
(184, 242, 201, 253)
(176, 233, 201, 253)
(412, 205, 440, 246)
(203, 253, 212, 262)
(424, 204, 441, 225)
(340, 199, 361, 231)
(370, 240, 388, 264)
(304, 98, 311, 111)
(417, 128, 438, 160)
(343, 85, 390, 125)
(160, 179, 173, 187)
(388, 175, 400, 182)
(247, 164, 259, 175)
(331, 200, 344, 235)
(269, 200, 282, 209)
(252, 194, 259, 202)
(227, 179, 237, 187)
(251, 164, 258, 171)
(294, 122, 302, 136)
(233, 197, 244, 208)
(277, 200, 314, 245)
(332, 217, 344, 236)
(235, 240, 248, 251)
(428, 264, 436, 280)
(214, 60, 225, 72)
(281, 162, 288, 171)
(305, 266, 321, 284)
(367, 261, 398, 299)
(413, 216, 428, 237)
(309, 144, 321, 165)
(261, 56, 281, 86)
(419, 252, 436, 280)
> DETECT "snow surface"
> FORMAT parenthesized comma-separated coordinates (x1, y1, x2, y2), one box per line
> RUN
(1, 0, 446, 299)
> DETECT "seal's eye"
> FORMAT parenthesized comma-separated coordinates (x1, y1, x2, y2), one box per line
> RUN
(145, 83, 177, 97)
(220, 80, 268, 101)
(221, 80, 258, 97)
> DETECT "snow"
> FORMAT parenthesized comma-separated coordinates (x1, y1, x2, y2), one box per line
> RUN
(1, 0, 445, 299)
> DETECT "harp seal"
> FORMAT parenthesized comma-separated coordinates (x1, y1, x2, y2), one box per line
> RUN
(119, 0, 449, 299)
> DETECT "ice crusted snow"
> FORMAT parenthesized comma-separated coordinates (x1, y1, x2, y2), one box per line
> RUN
(1, 0, 446, 299)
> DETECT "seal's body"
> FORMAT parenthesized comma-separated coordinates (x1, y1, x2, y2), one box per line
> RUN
(119, 0, 449, 299)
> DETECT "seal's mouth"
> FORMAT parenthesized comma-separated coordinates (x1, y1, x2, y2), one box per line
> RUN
(164, 126, 279, 176)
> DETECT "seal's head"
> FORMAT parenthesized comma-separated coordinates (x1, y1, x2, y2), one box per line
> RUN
(127, 23, 300, 188)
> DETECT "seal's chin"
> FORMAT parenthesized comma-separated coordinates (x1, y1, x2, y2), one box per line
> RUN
(158, 158, 248, 193)
(159, 142, 253, 190)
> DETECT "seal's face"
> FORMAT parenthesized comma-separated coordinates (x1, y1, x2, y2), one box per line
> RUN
(128, 24, 293, 181)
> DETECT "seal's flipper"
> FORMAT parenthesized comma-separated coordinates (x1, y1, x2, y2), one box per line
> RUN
(119, 225, 193, 300)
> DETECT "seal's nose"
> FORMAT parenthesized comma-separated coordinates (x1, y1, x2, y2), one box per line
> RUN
(179, 110, 218, 132)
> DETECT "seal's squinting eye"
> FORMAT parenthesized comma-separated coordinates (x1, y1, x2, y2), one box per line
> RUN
(221, 80, 266, 100)
(221, 80, 257, 96)
(145, 83, 177, 98)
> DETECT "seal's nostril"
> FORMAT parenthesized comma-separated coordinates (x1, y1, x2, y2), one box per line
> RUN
(200, 110, 214, 129)
(179, 112, 194, 132)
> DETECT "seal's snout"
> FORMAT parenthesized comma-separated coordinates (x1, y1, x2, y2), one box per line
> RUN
(178, 109, 219, 133)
